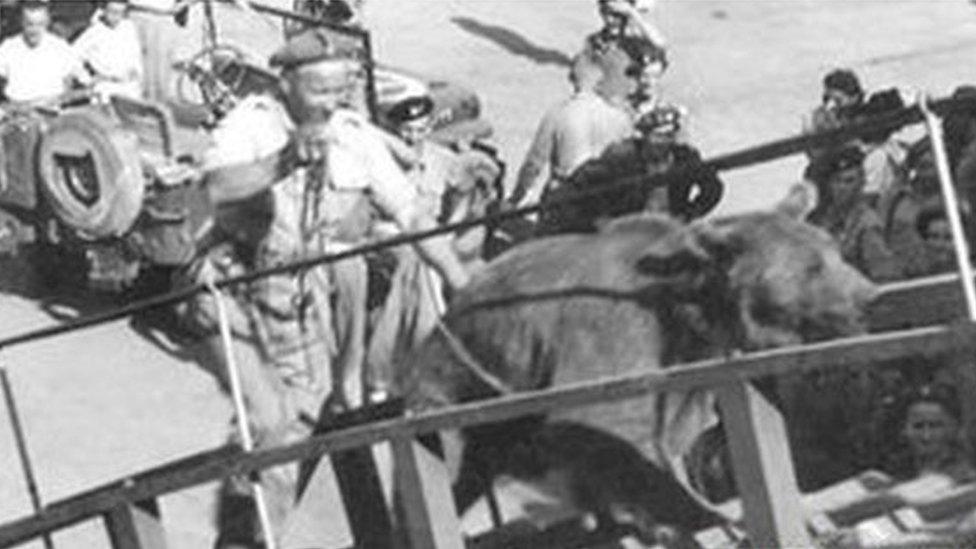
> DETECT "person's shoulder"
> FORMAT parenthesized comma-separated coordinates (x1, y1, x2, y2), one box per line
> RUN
(226, 94, 290, 126)
(853, 202, 885, 231)
(0, 34, 22, 54)
(44, 32, 72, 49)
(326, 108, 370, 135)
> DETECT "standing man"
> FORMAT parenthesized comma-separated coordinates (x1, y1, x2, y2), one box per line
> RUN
(74, 0, 144, 99)
(0, 0, 88, 104)
(364, 95, 498, 403)
(180, 28, 472, 546)
(586, 0, 667, 110)
(385, 95, 458, 218)
(509, 52, 633, 209)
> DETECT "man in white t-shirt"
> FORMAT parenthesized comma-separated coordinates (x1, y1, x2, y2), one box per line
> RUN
(0, 1, 88, 104)
(74, 0, 144, 99)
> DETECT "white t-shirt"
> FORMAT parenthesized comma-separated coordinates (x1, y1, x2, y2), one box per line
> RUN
(73, 16, 143, 99)
(0, 32, 83, 103)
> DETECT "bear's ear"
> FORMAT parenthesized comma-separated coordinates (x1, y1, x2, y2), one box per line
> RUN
(634, 220, 739, 280)
(775, 180, 819, 220)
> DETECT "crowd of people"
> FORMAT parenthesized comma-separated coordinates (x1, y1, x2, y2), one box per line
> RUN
(799, 68, 976, 282)
(765, 67, 976, 495)
(3, 0, 976, 542)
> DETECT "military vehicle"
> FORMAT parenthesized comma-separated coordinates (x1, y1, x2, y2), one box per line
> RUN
(0, 0, 498, 293)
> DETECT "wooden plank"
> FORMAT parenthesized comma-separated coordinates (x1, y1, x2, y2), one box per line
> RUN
(390, 436, 464, 549)
(283, 400, 401, 549)
(869, 273, 968, 331)
(1, 324, 974, 548)
(102, 499, 167, 549)
(717, 382, 811, 548)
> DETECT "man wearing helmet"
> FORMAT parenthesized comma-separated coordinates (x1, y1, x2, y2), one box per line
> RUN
(539, 103, 723, 234)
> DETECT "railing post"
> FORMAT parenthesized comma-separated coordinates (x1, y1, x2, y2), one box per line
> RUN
(391, 434, 465, 549)
(102, 498, 167, 549)
(717, 382, 811, 548)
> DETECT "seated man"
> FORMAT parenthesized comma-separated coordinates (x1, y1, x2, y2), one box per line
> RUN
(857, 89, 909, 207)
(0, 0, 89, 104)
(916, 206, 957, 276)
(74, 0, 144, 99)
(806, 144, 903, 282)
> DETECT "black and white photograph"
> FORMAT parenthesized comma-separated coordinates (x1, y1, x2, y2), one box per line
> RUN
(2, 0, 976, 547)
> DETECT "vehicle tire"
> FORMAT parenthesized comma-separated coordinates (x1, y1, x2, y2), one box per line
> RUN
(38, 108, 144, 239)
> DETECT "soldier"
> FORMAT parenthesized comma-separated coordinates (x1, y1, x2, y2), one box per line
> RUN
(363, 95, 498, 403)
(385, 95, 458, 218)
(509, 51, 633, 210)
(180, 28, 471, 546)
(539, 104, 723, 234)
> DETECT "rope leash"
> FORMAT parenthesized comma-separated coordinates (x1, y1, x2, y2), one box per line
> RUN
(204, 274, 279, 549)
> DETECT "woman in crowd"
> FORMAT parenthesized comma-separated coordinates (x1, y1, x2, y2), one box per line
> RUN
(806, 144, 903, 281)
(885, 383, 976, 483)
(915, 206, 958, 275)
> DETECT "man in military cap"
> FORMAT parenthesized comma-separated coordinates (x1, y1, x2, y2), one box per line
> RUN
(179, 27, 471, 546)
(362, 95, 500, 402)
(386, 94, 462, 218)
(539, 103, 723, 234)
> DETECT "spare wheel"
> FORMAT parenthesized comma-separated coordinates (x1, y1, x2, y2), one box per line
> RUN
(38, 108, 144, 239)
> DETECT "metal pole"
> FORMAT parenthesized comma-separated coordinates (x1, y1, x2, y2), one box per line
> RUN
(0, 363, 54, 549)
(920, 96, 976, 320)
(205, 279, 279, 549)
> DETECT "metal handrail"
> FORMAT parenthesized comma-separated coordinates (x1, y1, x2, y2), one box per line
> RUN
(1, 94, 971, 352)
(0, 321, 971, 547)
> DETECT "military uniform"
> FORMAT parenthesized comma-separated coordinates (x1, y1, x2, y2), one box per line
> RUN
(178, 93, 349, 545)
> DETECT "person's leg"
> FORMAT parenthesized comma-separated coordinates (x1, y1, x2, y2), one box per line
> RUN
(365, 271, 405, 400)
(330, 256, 369, 409)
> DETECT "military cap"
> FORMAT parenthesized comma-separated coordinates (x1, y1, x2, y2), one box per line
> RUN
(387, 95, 434, 125)
(823, 68, 862, 99)
(636, 104, 683, 136)
(269, 28, 337, 70)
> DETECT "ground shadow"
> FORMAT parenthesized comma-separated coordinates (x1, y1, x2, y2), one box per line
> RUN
(451, 16, 573, 68)
(0, 248, 198, 364)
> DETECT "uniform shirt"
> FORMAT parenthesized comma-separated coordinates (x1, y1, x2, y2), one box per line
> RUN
(513, 90, 633, 204)
(406, 143, 460, 219)
(861, 139, 907, 201)
(322, 108, 417, 228)
(73, 15, 144, 99)
(203, 94, 293, 171)
(813, 201, 902, 282)
(0, 31, 84, 102)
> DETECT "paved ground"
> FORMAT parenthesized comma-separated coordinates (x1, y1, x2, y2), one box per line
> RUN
(4, 1, 976, 547)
